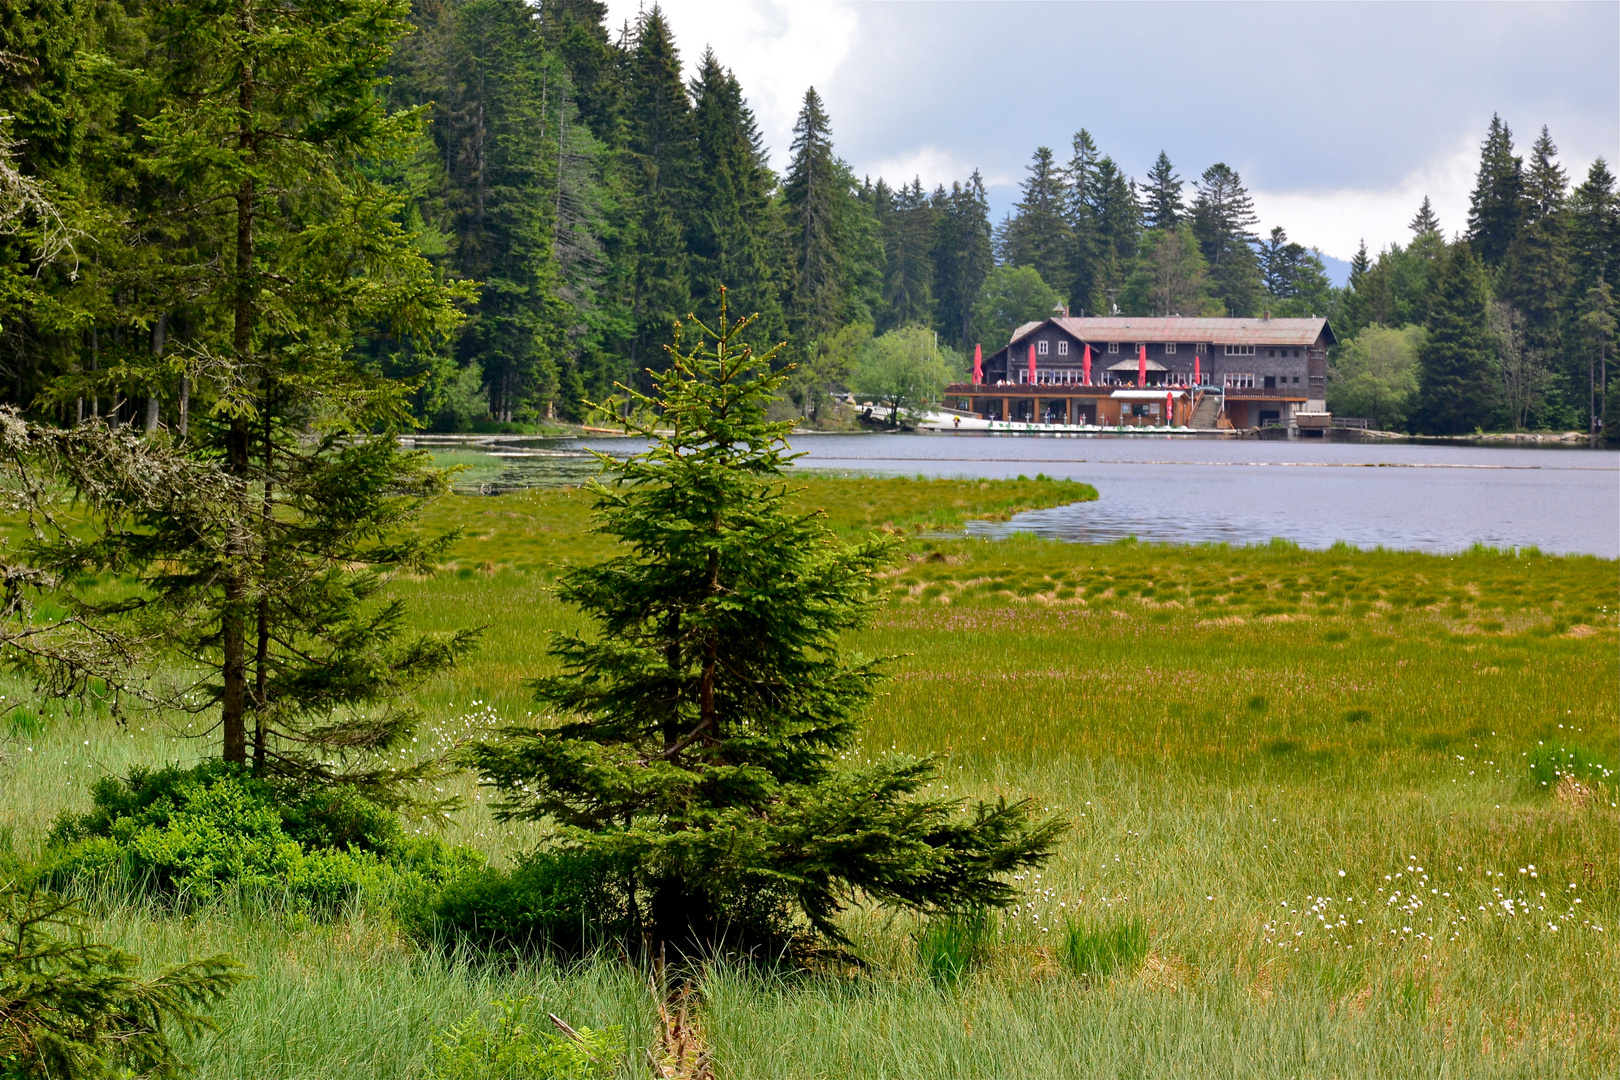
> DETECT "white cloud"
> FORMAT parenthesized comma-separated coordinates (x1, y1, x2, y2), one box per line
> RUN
(853, 144, 1015, 191)
(604, 0, 861, 169)
(1251, 140, 1480, 262)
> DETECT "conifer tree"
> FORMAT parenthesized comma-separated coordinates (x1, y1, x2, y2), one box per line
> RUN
(535, 0, 623, 145)
(1191, 163, 1262, 316)
(1409, 196, 1441, 238)
(1120, 222, 1213, 317)
(1501, 125, 1571, 425)
(1416, 243, 1499, 433)
(1569, 158, 1620, 298)
(26, 0, 480, 791)
(1466, 114, 1523, 268)
(687, 49, 785, 347)
(1143, 150, 1183, 231)
(464, 297, 1062, 953)
(930, 172, 993, 347)
(783, 88, 877, 343)
(621, 8, 694, 375)
(1000, 147, 1070, 292)
(1062, 129, 1103, 314)
(878, 178, 936, 332)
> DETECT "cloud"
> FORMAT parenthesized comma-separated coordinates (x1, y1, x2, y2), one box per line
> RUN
(855, 144, 1016, 191)
(604, 0, 861, 169)
(1251, 139, 1482, 262)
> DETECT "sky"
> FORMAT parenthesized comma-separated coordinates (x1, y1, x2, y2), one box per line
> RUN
(602, 1, 1620, 283)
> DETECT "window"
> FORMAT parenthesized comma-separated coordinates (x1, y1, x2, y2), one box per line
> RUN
(1268, 349, 1275, 357)
(1107, 341, 1120, 353)
(1037, 340, 1049, 355)
(1165, 342, 1177, 354)
(1134, 342, 1146, 353)
(1195, 342, 1207, 355)
(1293, 375, 1300, 383)
(1225, 344, 1256, 356)
(1224, 373, 1256, 389)
(1057, 340, 1069, 356)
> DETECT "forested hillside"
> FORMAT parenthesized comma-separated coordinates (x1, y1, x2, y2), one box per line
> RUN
(0, 0, 1615, 434)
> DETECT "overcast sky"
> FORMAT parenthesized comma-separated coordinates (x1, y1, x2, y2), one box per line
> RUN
(602, 1, 1619, 281)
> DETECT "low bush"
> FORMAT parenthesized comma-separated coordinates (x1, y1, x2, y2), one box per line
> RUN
(1059, 915, 1147, 982)
(401, 849, 626, 956)
(915, 908, 991, 987)
(40, 762, 479, 909)
(428, 996, 620, 1080)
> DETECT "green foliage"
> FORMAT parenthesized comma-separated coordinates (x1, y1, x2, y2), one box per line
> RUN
(1058, 915, 1148, 982)
(0, 882, 244, 1079)
(969, 265, 1061, 351)
(1328, 323, 1425, 431)
(428, 997, 620, 1080)
(915, 908, 991, 987)
(462, 301, 1063, 954)
(998, 148, 1071, 292)
(1191, 163, 1263, 317)
(1120, 223, 1217, 318)
(41, 763, 477, 908)
(851, 324, 955, 422)
(403, 850, 624, 955)
(1417, 243, 1499, 434)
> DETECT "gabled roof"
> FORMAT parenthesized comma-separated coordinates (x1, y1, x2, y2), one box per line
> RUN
(1006, 316, 1335, 349)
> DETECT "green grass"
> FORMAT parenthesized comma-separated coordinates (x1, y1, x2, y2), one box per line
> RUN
(1, 475, 1617, 1077)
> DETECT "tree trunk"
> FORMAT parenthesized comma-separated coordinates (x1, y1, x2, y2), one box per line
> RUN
(145, 313, 166, 434)
(253, 393, 272, 771)
(178, 375, 189, 438)
(222, 29, 256, 766)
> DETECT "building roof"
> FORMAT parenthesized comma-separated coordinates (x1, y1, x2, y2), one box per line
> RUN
(1106, 358, 1167, 372)
(1008, 316, 1335, 349)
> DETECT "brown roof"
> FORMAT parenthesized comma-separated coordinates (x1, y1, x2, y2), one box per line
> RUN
(1008, 316, 1334, 349)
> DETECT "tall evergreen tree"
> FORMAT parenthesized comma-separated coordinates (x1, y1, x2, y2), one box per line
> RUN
(1191, 162, 1262, 316)
(1000, 147, 1070, 292)
(1259, 226, 1334, 317)
(877, 177, 936, 332)
(687, 49, 784, 345)
(1570, 158, 1620, 296)
(1416, 243, 1498, 434)
(1409, 196, 1441, 237)
(1466, 114, 1523, 268)
(1061, 129, 1102, 314)
(1143, 151, 1183, 231)
(930, 172, 993, 348)
(1087, 157, 1140, 314)
(782, 88, 876, 344)
(1501, 125, 1571, 425)
(1120, 222, 1213, 317)
(535, 0, 622, 146)
(620, 7, 693, 375)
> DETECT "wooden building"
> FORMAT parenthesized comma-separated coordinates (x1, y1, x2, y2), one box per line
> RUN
(950, 316, 1336, 429)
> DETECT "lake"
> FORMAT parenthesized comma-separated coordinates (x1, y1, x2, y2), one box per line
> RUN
(414, 433, 1620, 558)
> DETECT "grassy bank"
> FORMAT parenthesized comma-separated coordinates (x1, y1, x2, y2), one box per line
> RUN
(2, 476, 1615, 1078)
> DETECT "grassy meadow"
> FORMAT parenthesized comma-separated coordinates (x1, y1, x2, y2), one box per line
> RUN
(1, 474, 1616, 1078)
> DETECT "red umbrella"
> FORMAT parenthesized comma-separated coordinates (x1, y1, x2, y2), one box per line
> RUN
(1082, 343, 1092, 385)
(1137, 343, 1146, 387)
(1193, 353, 1201, 385)
(1028, 342, 1037, 384)
(973, 343, 982, 384)
(1166, 390, 1175, 426)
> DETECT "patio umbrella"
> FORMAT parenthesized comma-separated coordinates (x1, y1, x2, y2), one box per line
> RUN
(1166, 390, 1175, 426)
(1137, 343, 1146, 387)
(972, 343, 982, 384)
(1082, 343, 1092, 385)
(1194, 353, 1201, 385)
(1028, 342, 1037, 384)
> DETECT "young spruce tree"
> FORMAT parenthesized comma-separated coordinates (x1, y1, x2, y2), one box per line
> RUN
(465, 295, 1063, 954)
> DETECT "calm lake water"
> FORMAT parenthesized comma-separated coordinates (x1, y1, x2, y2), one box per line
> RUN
(417, 433, 1620, 558)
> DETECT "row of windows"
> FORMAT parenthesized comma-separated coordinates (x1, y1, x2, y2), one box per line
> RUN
(1224, 373, 1305, 388)
(1031, 340, 1308, 358)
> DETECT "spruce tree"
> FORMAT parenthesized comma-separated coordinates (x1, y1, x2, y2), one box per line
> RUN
(878, 177, 936, 332)
(1120, 222, 1213, 317)
(1466, 114, 1523, 268)
(1191, 163, 1262, 316)
(687, 49, 786, 347)
(1062, 129, 1102, 314)
(464, 297, 1062, 953)
(1000, 147, 1070, 293)
(783, 88, 877, 343)
(1409, 196, 1441, 238)
(25, 0, 480, 792)
(1569, 158, 1620, 297)
(1416, 243, 1499, 434)
(930, 172, 993, 347)
(1501, 126, 1571, 425)
(1143, 151, 1183, 231)
(621, 8, 694, 376)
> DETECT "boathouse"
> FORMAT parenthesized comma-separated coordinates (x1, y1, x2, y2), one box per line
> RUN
(951, 316, 1336, 430)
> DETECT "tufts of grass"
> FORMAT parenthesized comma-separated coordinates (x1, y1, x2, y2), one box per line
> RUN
(1058, 916, 1148, 982)
(916, 908, 992, 988)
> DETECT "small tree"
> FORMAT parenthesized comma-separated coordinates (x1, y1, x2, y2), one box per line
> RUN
(464, 295, 1063, 954)
(851, 324, 953, 426)
(0, 882, 244, 1079)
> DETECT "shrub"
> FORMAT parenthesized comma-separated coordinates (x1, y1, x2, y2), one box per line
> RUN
(916, 908, 991, 987)
(41, 763, 478, 909)
(428, 997, 620, 1080)
(402, 849, 626, 956)
(1059, 915, 1148, 982)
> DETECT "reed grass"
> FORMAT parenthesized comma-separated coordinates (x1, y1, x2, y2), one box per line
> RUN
(1, 476, 1615, 1077)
